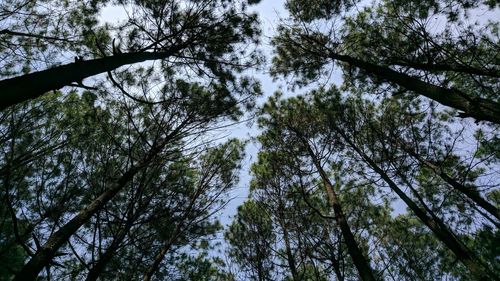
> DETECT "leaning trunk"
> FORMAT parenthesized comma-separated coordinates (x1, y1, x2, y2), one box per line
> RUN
(13, 127, 178, 280)
(85, 217, 136, 281)
(339, 130, 495, 280)
(399, 140, 500, 221)
(13, 167, 139, 281)
(143, 183, 203, 281)
(142, 223, 183, 281)
(0, 46, 185, 110)
(297, 133, 377, 281)
(325, 51, 500, 125)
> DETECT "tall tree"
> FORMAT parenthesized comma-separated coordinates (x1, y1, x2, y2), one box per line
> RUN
(0, 71, 257, 280)
(247, 148, 393, 280)
(256, 93, 378, 280)
(272, 0, 500, 124)
(226, 200, 276, 281)
(248, 88, 499, 280)
(0, 0, 262, 109)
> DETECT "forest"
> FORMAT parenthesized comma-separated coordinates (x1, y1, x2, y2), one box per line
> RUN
(0, 0, 498, 280)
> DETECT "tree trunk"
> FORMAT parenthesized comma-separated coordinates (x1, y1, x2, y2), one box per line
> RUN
(322, 225, 344, 281)
(296, 133, 377, 281)
(338, 131, 495, 280)
(398, 140, 500, 221)
(142, 223, 183, 281)
(85, 217, 135, 281)
(13, 126, 179, 280)
(325, 51, 500, 125)
(391, 61, 500, 78)
(277, 205, 299, 281)
(85, 171, 153, 281)
(13, 167, 139, 281)
(0, 46, 185, 110)
(282, 225, 299, 281)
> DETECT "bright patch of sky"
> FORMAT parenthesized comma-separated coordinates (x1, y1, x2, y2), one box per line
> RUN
(218, 0, 289, 224)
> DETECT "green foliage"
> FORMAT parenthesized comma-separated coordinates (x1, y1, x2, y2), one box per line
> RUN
(1, 0, 499, 280)
(0, 206, 28, 281)
(175, 253, 234, 281)
(285, 0, 359, 21)
(0, 72, 249, 279)
(231, 83, 499, 279)
(225, 200, 276, 280)
(272, 0, 500, 118)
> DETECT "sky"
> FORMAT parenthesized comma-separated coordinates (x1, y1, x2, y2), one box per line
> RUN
(220, 0, 288, 224)
(99, 0, 290, 225)
(98, 0, 500, 234)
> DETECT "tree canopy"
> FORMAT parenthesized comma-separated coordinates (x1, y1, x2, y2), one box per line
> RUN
(0, 0, 498, 280)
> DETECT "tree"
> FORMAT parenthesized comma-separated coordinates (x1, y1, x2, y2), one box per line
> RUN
(255, 93, 378, 280)
(0, 0, 108, 77)
(247, 148, 393, 280)
(1, 1, 263, 280)
(173, 253, 235, 281)
(247, 88, 499, 280)
(249, 151, 301, 281)
(225, 200, 276, 281)
(315, 88, 497, 279)
(0, 69, 256, 280)
(0, 0, 262, 109)
(272, 0, 500, 124)
(142, 139, 246, 281)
